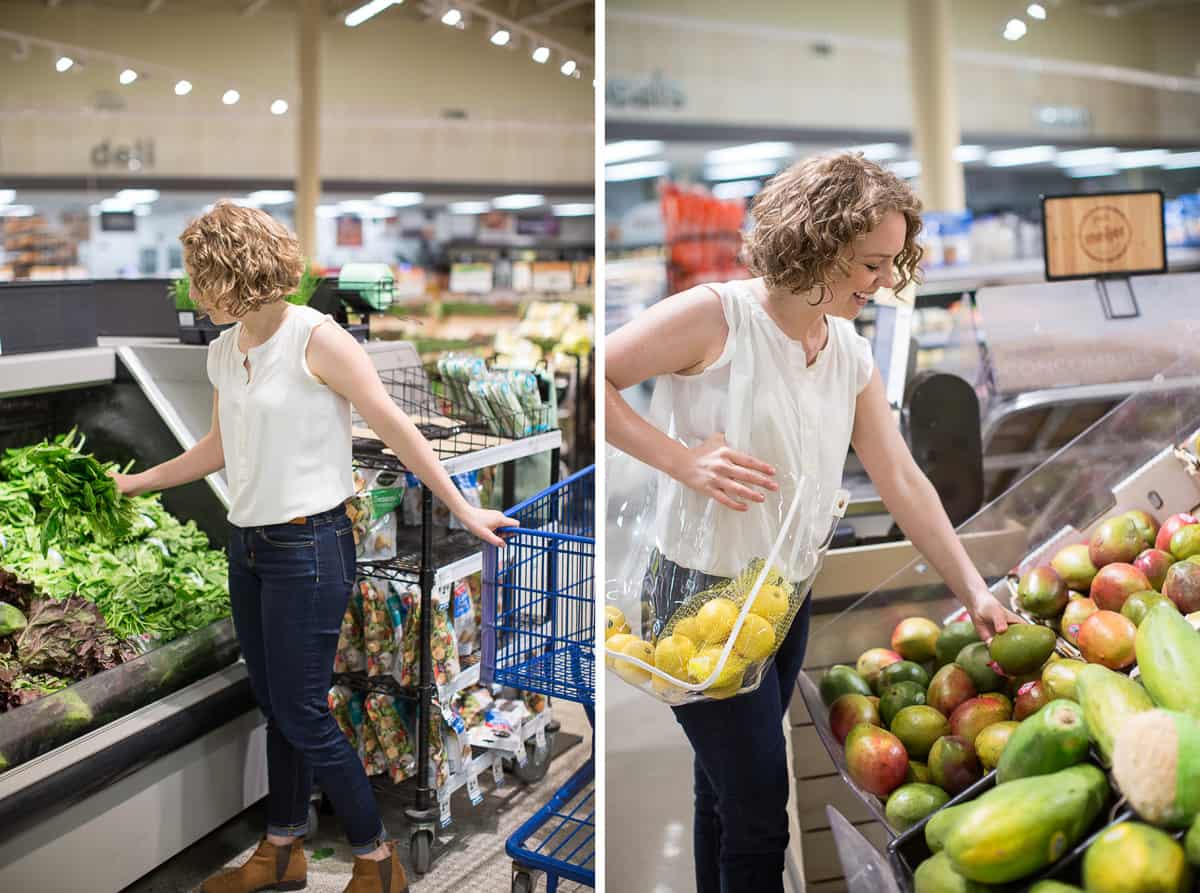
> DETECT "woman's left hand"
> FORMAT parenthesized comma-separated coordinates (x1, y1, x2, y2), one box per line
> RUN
(460, 507, 521, 548)
(966, 590, 1025, 643)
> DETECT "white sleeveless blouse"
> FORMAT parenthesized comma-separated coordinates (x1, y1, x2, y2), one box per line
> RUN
(650, 279, 873, 580)
(206, 303, 355, 527)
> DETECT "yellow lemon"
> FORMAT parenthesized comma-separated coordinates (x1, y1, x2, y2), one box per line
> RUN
(613, 637, 655, 686)
(605, 605, 630, 640)
(672, 615, 704, 645)
(694, 598, 739, 645)
(732, 613, 776, 661)
(653, 634, 697, 681)
(687, 645, 748, 689)
(606, 633, 635, 669)
(748, 583, 791, 624)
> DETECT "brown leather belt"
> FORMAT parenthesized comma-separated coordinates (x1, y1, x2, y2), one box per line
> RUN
(287, 500, 354, 526)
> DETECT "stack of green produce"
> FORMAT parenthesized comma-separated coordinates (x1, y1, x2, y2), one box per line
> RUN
(0, 431, 229, 714)
(820, 503, 1200, 891)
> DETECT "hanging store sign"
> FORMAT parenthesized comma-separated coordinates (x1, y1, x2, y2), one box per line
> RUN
(606, 70, 687, 111)
(90, 138, 156, 171)
(1041, 190, 1166, 280)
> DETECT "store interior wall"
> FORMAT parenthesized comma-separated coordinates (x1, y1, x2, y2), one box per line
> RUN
(0, 2, 594, 185)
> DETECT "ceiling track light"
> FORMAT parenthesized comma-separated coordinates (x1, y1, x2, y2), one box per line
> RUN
(344, 0, 401, 28)
(532, 45, 550, 64)
(119, 68, 138, 85)
(441, 8, 463, 27)
(55, 55, 74, 72)
(490, 26, 511, 46)
(175, 79, 192, 95)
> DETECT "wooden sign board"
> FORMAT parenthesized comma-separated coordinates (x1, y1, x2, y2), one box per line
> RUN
(1042, 190, 1166, 281)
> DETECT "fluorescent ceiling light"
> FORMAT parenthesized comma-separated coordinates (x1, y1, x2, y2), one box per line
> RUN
(493, 193, 545, 210)
(249, 190, 295, 205)
(0, 190, 15, 205)
(134, 205, 152, 217)
(55, 56, 74, 73)
(1115, 149, 1169, 169)
(1004, 19, 1027, 40)
(441, 8, 462, 26)
(706, 142, 793, 164)
(448, 201, 491, 214)
(552, 203, 594, 217)
(705, 160, 782, 181)
(987, 145, 1056, 166)
(338, 199, 378, 213)
(711, 180, 762, 200)
(1162, 151, 1200, 170)
(1027, 3, 1046, 20)
(560, 60, 577, 76)
(0, 205, 34, 217)
(345, 0, 399, 27)
(119, 68, 138, 85)
(316, 205, 341, 218)
(116, 188, 159, 203)
(375, 191, 424, 207)
(100, 198, 134, 212)
(532, 46, 550, 63)
(1066, 166, 1119, 178)
(271, 99, 288, 115)
(848, 142, 899, 161)
(222, 89, 240, 105)
(888, 160, 922, 178)
(175, 80, 192, 95)
(605, 140, 664, 165)
(491, 29, 511, 46)
(606, 160, 670, 182)
(954, 145, 987, 162)
(1054, 147, 1118, 168)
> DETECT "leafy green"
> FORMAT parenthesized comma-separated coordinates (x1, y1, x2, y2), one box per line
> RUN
(16, 597, 135, 678)
(170, 276, 196, 311)
(0, 429, 136, 552)
(311, 848, 335, 861)
(287, 263, 322, 306)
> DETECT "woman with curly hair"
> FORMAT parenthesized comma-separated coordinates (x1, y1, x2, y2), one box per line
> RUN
(112, 201, 517, 893)
(605, 153, 1020, 893)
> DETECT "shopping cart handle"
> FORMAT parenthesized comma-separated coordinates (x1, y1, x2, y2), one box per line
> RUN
(496, 527, 594, 544)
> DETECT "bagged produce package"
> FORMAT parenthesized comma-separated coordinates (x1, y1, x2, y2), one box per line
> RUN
(395, 585, 460, 687)
(333, 585, 366, 673)
(348, 690, 388, 777)
(364, 692, 416, 784)
(450, 577, 479, 659)
(358, 578, 396, 677)
(327, 685, 357, 749)
(348, 467, 403, 562)
(605, 380, 849, 705)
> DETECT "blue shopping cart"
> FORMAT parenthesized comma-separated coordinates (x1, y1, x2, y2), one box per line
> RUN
(482, 466, 595, 893)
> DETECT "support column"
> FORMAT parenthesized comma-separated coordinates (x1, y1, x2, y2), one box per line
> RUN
(906, 0, 965, 213)
(296, 0, 320, 258)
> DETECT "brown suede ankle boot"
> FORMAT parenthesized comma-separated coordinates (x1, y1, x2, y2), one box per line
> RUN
(344, 842, 409, 893)
(201, 838, 307, 893)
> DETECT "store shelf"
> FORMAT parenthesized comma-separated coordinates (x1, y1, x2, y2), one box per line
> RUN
(353, 428, 562, 478)
(357, 526, 483, 587)
(333, 661, 483, 708)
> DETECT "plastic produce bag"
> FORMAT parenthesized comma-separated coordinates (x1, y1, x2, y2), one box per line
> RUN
(450, 577, 478, 658)
(348, 690, 387, 777)
(605, 447, 848, 706)
(364, 692, 416, 784)
(327, 685, 357, 749)
(333, 588, 366, 673)
(358, 579, 396, 677)
(349, 467, 403, 562)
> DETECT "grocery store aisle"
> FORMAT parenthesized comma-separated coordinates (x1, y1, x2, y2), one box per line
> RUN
(122, 701, 591, 893)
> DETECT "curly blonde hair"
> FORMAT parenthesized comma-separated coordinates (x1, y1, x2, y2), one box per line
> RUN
(180, 201, 303, 317)
(744, 152, 924, 299)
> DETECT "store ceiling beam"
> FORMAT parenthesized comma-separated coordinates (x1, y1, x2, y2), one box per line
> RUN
(520, 0, 587, 25)
(242, 0, 270, 13)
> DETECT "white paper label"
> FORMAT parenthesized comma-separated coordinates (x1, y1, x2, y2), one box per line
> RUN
(515, 744, 528, 768)
(466, 771, 482, 805)
(438, 789, 451, 828)
(535, 724, 547, 753)
(178, 311, 195, 326)
(492, 758, 505, 786)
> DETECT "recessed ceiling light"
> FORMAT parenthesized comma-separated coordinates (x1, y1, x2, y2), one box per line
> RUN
(560, 60, 577, 76)
(270, 99, 288, 115)
(175, 80, 192, 95)
(987, 145, 1056, 166)
(606, 160, 670, 182)
(493, 194, 545, 210)
(222, 89, 240, 105)
(448, 201, 491, 214)
(119, 69, 138, 85)
(441, 8, 462, 26)
(552, 203, 594, 217)
(705, 142, 794, 164)
(604, 141, 665, 165)
(491, 29, 511, 46)
(55, 56, 74, 73)
(1027, 4, 1046, 20)
(375, 192, 424, 207)
(1004, 19, 1027, 40)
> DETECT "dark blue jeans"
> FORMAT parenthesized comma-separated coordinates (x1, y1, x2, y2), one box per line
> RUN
(228, 503, 387, 856)
(664, 561, 814, 893)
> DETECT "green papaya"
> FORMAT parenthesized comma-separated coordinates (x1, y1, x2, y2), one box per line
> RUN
(1075, 663, 1153, 767)
(944, 764, 1108, 884)
(1082, 821, 1192, 893)
(995, 699, 1090, 783)
(1112, 709, 1200, 828)
(1135, 601, 1200, 718)
(914, 851, 993, 893)
(926, 802, 975, 854)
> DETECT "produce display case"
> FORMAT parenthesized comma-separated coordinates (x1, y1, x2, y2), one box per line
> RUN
(797, 351, 1200, 890)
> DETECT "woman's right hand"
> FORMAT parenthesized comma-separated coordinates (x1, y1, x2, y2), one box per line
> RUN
(673, 433, 778, 512)
(108, 470, 149, 498)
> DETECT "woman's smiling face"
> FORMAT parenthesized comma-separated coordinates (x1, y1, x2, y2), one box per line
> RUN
(822, 209, 907, 319)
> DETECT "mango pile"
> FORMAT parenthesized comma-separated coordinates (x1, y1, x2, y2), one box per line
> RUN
(604, 560, 799, 702)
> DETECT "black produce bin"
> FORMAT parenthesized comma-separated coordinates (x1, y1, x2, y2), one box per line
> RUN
(0, 282, 98, 355)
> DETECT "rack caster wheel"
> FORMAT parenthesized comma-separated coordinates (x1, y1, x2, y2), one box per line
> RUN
(515, 731, 555, 784)
(511, 869, 535, 893)
(410, 829, 433, 875)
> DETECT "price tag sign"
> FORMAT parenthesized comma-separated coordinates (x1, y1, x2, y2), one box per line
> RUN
(535, 724, 548, 756)
(439, 789, 452, 828)
(492, 758, 505, 786)
(515, 743, 528, 768)
(466, 771, 483, 806)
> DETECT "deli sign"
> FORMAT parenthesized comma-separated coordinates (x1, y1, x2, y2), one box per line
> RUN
(90, 139, 156, 171)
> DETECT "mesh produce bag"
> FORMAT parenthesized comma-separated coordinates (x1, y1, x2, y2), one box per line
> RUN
(606, 447, 847, 706)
